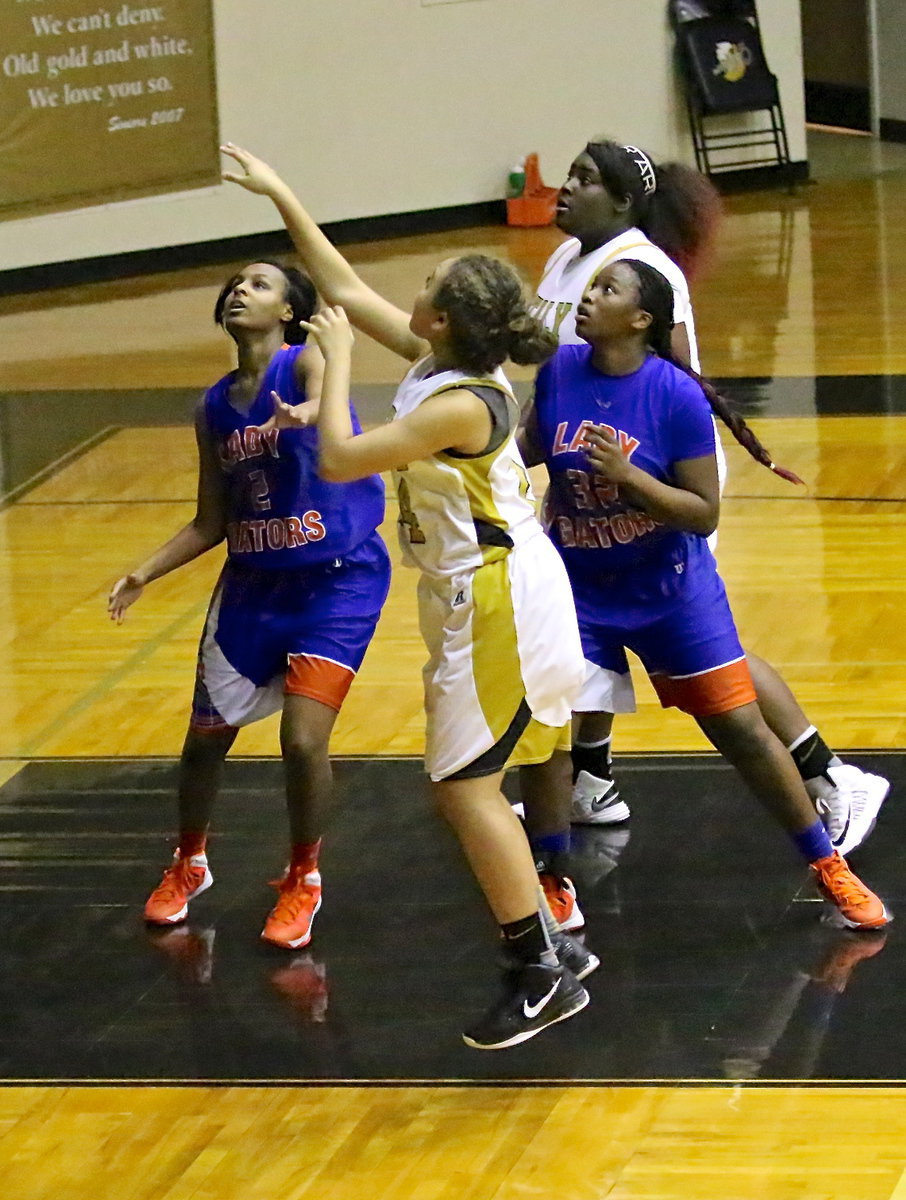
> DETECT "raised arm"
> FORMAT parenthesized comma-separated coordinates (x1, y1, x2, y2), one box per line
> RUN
(221, 143, 425, 362)
(301, 307, 492, 482)
(108, 401, 228, 622)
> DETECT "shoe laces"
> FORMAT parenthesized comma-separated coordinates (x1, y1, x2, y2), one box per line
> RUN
(271, 872, 316, 922)
(816, 855, 874, 908)
(154, 858, 200, 901)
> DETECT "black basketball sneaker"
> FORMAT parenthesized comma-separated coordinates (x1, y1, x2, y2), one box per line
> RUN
(462, 962, 589, 1050)
(552, 931, 600, 981)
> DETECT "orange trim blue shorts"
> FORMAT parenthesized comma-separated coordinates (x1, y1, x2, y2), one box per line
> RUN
(191, 533, 390, 730)
(571, 563, 756, 718)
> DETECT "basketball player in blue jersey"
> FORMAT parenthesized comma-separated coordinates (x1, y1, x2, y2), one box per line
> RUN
(108, 260, 391, 950)
(220, 142, 596, 1050)
(520, 257, 890, 933)
(523, 138, 888, 929)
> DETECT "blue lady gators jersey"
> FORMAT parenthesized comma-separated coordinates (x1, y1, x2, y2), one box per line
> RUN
(204, 345, 385, 567)
(534, 346, 718, 622)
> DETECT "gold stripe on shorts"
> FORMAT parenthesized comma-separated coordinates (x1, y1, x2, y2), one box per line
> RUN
(470, 557, 525, 743)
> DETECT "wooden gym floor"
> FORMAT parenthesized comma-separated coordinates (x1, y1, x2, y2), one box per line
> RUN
(1, 129, 906, 1197)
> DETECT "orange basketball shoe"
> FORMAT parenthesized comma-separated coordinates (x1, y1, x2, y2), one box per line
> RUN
(539, 873, 585, 932)
(261, 867, 322, 949)
(144, 853, 212, 925)
(810, 852, 891, 930)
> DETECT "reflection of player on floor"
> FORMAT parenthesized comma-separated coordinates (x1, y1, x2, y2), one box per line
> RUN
(716, 930, 887, 1081)
(220, 143, 596, 1050)
(270, 952, 330, 1024)
(148, 924, 216, 986)
(108, 261, 391, 950)
(519, 258, 889, 932)
(522, 138, 888, 924)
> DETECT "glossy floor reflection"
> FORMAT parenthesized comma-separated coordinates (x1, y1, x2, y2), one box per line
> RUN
(0, 755, 902, 1083)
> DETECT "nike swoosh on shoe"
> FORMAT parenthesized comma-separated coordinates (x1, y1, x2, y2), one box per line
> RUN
(830, 810, 852, 849)
(590, 787, 620, 812)
(523, 978, 560, 1019)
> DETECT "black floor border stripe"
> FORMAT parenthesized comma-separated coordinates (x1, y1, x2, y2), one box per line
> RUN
(0, 1077, 902, 1089)
(0, 425, 119, 511)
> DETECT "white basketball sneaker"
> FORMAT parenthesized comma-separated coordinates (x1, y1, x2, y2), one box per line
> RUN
(570, 769, 631, 825)
(807, 764, 890, 858)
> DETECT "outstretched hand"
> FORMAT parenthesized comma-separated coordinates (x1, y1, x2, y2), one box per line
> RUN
(220, 142, 284, 195)
(300, 307, 354, 360)
(262, 391, 318, 431)
(108, 573, 144, 623)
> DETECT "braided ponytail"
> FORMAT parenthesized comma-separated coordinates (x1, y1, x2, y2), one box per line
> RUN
(624, 259, 803, 486)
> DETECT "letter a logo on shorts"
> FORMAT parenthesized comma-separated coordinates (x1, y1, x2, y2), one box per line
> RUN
(453, 590, 466, 607)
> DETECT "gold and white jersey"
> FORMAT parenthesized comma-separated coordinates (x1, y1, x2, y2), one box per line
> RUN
(391, 357, 539, 580)
(530, 227, 700, 370)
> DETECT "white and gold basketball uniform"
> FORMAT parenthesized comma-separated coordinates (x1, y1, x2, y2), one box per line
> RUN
(531, 227, 700, 365)
(392, 357, 585, 781)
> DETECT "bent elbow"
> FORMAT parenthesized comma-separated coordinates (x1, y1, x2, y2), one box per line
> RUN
(698, 510, 719, 538)
(317, 453, 356, 484)
(317, 462, 343, 483)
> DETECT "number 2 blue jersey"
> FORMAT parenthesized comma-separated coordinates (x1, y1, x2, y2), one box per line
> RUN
(534, 346, 717, 621)
(204, 344, 385, 568)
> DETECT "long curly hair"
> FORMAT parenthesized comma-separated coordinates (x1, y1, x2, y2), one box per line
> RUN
(432, 255, 558, 374)
(584, 140, 722, 282)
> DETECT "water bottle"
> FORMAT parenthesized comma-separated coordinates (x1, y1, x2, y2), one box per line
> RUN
(506, 158, 526, 199)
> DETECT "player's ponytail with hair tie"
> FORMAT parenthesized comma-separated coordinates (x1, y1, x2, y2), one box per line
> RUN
(507, 312, 535, 335)
(432, 255, 557, 373)
(700, 385, 805, 485)
(506, 308, 559, 367)
(583, 136, 721, 281)
(624, 259, 805, 487)
(765, 460, 804, 485)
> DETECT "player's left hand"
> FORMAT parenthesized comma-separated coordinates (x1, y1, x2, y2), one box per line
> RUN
(584, 425, 632, 483)
(300, 307, 354, 359)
